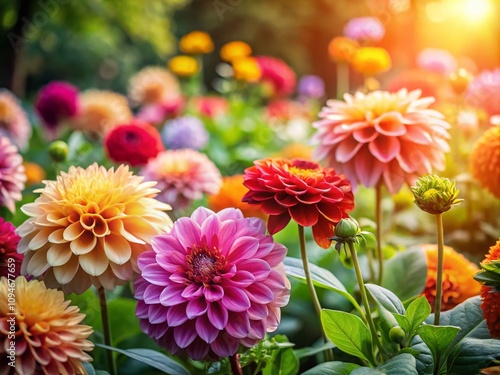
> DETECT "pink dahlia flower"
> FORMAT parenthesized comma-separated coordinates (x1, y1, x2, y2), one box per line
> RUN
(140, 149, 222, 209)
(416, 48, 457, 76)
(0, 89, 31, 150)
(255, 56, 297, 97)
(466, 68, 500, 118)
(35, 81, 79, 133)
(0, 218, 22, 278)
(134, 206, 290, 360)
(313, 89, 451, 193)
(0, 136, 26, 212)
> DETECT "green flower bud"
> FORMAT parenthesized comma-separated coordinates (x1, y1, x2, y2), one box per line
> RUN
(411, 175, 463, 214)
(334, 217, 360, 239)
(389, 326, 406, 343)
(48, 140, 69, 163)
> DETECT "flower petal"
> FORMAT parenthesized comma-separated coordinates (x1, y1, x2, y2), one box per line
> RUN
(207, 302, 228, 330)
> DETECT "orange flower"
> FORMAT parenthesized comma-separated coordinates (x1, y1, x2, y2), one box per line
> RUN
(328, 37, 359, 63)
(422, 244, 481, 311)
(351, 47, 391, 76)
(168, 55, 199, 77)
(232, 57, 261, 83)
(0, 277, 94, 374)
(470, 126, 500, 198)
(208, 175, 267, 220)
(23, 162, 45, 186)
(179, 31, 214, 54)
(128, 66, 180, 106)
(220, 41, 252, 63)
(17, 163, 172, 294)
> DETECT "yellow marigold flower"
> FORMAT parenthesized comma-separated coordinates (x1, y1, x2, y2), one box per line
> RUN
(470, 126, 500, 198)
(168, 55, 199, 77)
(179, 30, 214, 54)
(421, 244, 481, 311)
(17, 163, 172, 294)
(0, 277, 94, 374)
(351, 47, 391, 76)
(220, 41, 252, 63)
(71, 90, 132, 138)
(208, 175, 267, 220)
(128, 66, 180, 106)
(327, 36, 359, 63)
(232, 57, 261, 83)
(23, 162, 45, 187)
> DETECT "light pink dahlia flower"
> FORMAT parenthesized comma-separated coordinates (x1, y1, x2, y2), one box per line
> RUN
(0, 136, 26, 213)
(134, 207, 290, 360)
(312, 89, 451, 193)
(140, 149, 222, 209)
(0, 89, 31, 150)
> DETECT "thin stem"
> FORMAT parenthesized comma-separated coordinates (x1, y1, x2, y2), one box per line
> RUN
(336, 62, 349, 99)
(375, 184, 384, 285)
(348, 241, 383, 366)
(298, 225, 333, 361)
(98, 287, 117, 375)
(434, 214, 445, 325)
(229, 353, 243, 375)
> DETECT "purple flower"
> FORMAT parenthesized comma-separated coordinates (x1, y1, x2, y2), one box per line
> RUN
(344, 17, 385, 42)
(0, 218, 22, 278)
(0, 136, 26, 213)
(35, 81, 79, 132)
(416, 48, 457, 76)
(162, 116, 209, 150)
(297, 75, 325, 100)
(134, 207, 290, 360)
(466, 68, 500, 118)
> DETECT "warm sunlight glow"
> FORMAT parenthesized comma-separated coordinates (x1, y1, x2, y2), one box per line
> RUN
(461, 0, 492, 22)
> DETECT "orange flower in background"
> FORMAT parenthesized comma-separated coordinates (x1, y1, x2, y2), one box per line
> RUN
(470, 126, 500, 198)
(71, 90, 132, 138)
(232, 57, 261, 83)
(168, 55, 199, 77)
(242, 158, 354, 249)
(328, 36, 359, 63)
(422, 244, 481, 311)
(179, 30, 214, 54)
(23, 161, 45, 186)
(17, 163, 172, 294)
(220, 41, 252, 62)
(279, 143, 314, 161)
(0, 277, 94, 374)
(208, 175, 267, 220)
(351, 47, 391, 76)
(128, 66, 180, 106)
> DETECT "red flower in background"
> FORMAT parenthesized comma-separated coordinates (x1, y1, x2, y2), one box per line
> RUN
(104, 119, 164, 166)
(255, 56, 297, 97)
(242, 158, 354, 249)
(0, 218, 22, 278)
(35, 81, 79, 132)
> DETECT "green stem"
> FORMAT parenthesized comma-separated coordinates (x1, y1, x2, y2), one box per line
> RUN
(98, 287, 117, 375)
(348, 241, 383, 366)
(229, 353, 243, 375)
(433, 214, 444, 325)
(336, 62, 350, 99)
(375, 184, 384, 285)
(298, 225, 333, 361)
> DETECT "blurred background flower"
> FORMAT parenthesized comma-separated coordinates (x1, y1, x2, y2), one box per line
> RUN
(168, 55, 199, 78)
(343, 16, 385, 43)
(466, 68, 500, 119)
(416, 48, 457, 76)
(0, 217, 22, 278)
(328, 36, 360, 63)
(0, 136, 25, 213)
(161, 115, 209, 150)
(297, 74, 326, 100)
(351, 47, 391, 76)
(179, 30, 214, 54)
(232, 57, 261, 83)
(255, 56, 297, 97)
(470, 126, 500, 198)
(0, 89, 31, 150)
(128, 66, 181, 106)
(220, 41, 253, 63)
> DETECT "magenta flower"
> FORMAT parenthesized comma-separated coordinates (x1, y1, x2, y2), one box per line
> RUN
(0, 136, 26, 213)
(0, 218, 22, 278)
(255, 56, 297, 97)
(134, 207, 290, 360)
(343, 17, 385, 42)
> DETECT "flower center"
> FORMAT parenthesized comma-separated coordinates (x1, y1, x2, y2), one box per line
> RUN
(288, 166, 319, 179)
(124, 130, 140, 145)
(186, 244, 226, 285)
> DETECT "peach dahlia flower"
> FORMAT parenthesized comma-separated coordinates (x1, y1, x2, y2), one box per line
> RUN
(17, 163, 172, 294)
(313, 89, 451, 193)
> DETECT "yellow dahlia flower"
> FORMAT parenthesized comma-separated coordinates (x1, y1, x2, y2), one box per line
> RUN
(17, 163, 172, 294)
(0, 277, 94, 374)
(71, 90, 132, 138)
(470, 126, 500, 198)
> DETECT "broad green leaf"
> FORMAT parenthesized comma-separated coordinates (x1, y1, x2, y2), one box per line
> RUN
(405, 296, 432, 336)
(351, 353, 418, 375)
(107, 298, 141, 345)
(448, 338, 500, 374)
(294, 342, 336, 359)
(365, 283, 405, 314)
(302, 362, 360, 375)
(95, 344, 190, 375)
(321, 309, 373, 364)
(410, 335, 434, 375)
(381, 248, 427, 301)
(394, 314, 411, 334)
(262, 347, 299, 375)
(417, 325, 460, 374)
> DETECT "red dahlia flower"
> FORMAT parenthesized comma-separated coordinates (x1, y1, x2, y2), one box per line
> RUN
(104, 119, 164, 166)
(242, 158, 354, 249)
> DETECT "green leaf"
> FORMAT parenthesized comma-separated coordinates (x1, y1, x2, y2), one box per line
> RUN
(417, 325, 461, 374)
(294, 342, 336, 360)
(321, 309, 373, 364)
(405, 296, 432, 336)
(107, 298, 141, 345)
(302, 362, 360, 375)
(95, 344, 190, 375)
(351, 353, 418, 375)
(262, 347, 299, 375)
(82, 363, 96, 375)
(67, 289, 101, 330)
(381, 248, 428, 301)
(448, 338, 500, 374)
(365, 283, 405, 314)
(410, 335, 434, 375)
